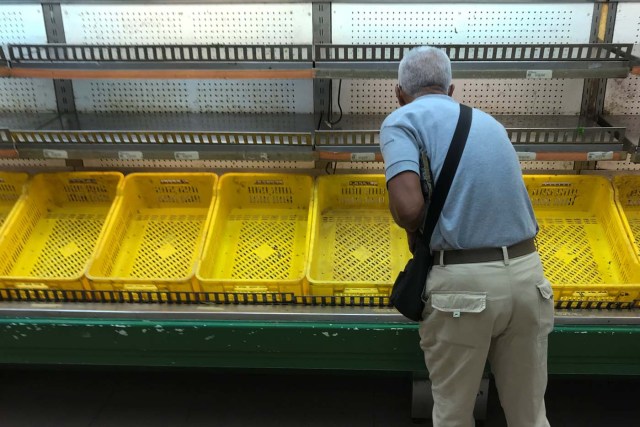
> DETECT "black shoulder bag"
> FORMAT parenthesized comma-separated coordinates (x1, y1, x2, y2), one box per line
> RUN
(390, 104, 473, 321)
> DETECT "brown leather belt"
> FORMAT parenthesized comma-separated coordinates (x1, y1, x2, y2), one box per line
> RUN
(434, 238, 537, 265)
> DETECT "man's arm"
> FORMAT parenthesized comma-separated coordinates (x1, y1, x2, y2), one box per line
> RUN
(387, 170, 425, 233)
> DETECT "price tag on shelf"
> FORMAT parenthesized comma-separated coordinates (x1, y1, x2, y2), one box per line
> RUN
(174, 151, 200, 161)
(118, 151, 144, 160)
(526, 70, 553, 79)
(587, 151, 614, 161)
(350, 153, 377, 162)
(43, 149, 68, 159)
(516, 152, 537, 161)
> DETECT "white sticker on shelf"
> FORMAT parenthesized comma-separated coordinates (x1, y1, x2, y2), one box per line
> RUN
(526, 70, 553, 79)
(587, 151, 614, 161)
(350, 153, 377, 162)
(43, 149, 68, 159)
(174, 151, 200, 161)
(517, 152, 537, 161)
(118, 151, 144, 160)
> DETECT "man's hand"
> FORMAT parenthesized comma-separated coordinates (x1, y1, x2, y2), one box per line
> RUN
(387, 170, 425, 233)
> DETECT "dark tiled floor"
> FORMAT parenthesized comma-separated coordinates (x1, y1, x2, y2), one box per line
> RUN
(0, 368, 637, 426)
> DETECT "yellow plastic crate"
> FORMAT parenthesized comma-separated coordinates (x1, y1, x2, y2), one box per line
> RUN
(0, 172, 123, 290)
(307, 175, 412, 297)
(613, 175, 640, 263)
(86, 173, 218, 293)
(197, 173, 313, 295)
(525, 175, 640, 304)
(0, 172, 28, 231)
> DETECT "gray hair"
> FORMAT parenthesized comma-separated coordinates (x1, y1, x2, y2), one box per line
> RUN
(398, 46, 452, 97)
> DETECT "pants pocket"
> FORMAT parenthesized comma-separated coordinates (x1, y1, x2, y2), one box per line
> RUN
(536, 279, 555, 337)
(430, 291, 487, 316)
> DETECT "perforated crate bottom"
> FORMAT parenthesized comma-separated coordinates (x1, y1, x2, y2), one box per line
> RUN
(7, 209, 107, 278)
(207, 208, 309, 281)
(312, 210, 408, 283)
(107, 212, 207, 279)
(537, 214, 625, 285)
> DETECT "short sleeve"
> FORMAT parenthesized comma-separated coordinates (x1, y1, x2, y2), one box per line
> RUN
(380, 123, 420, 183)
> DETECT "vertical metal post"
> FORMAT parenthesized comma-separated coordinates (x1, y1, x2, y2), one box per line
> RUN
(42, 3, 77, 118)
(578, 2, 618, 171)
(313, 3, 331, 128)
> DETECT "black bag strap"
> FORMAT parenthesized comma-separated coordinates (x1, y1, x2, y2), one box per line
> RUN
(420, 104, 473, 246)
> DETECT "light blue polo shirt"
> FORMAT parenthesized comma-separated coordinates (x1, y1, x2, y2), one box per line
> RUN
(380, 94, 537, 250)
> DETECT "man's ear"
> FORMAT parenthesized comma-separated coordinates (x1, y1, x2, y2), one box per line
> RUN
(395, 85, 407, 107)
(448, 84, 455, 97)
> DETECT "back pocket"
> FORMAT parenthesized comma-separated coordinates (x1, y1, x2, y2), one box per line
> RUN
(430, 291, 487, 317)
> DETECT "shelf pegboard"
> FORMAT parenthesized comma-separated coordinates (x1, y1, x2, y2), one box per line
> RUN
(334, 79, 584, 115)
(61, 4, 313, 45)
(605, 3, 640, 116)
(0, 4, 47, 56)
(0, 5, 54, 113)
(73, 80, 313, 114)
(332, 4, 593, 45)
(0, 79, 57, 113)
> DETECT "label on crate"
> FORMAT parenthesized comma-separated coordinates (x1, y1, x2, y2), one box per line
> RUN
(516, 152, 537, 161)
(587, 151, 614, 161)
(118, 151, 143, 160)
(43, 149, 68, 159)
(174, 151, 200, 161)
(526, 70, 553, 79)
(350, 152, 377, 162)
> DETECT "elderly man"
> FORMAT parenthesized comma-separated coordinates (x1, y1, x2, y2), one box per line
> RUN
(380, 46, 554, 427)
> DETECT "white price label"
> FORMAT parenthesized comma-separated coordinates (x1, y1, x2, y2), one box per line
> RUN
(587, 151, 614, 161)
(516, 152, 537, 161)
(118, 151, 143, 160)
(526, 70, 553, 79)
(174, 151, 200, 160)
(350, 153, 377, 162)
(43, 149, 68, 159)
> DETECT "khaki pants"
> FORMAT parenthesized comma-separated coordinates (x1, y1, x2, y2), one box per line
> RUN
(419, 251, 554, 427)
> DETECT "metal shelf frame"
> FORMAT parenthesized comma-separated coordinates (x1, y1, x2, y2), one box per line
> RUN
(0, 112, 635, 162)
(5, 43, 314, 79)
(2, 42, 637, 80)
(315, 125, 630, 162)
(315, 43, 637, 79)
(0, 129, 315, 162)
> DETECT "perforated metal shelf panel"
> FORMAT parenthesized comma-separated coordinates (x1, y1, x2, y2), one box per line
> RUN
(0, 112, 58, 129)
(330, 4, 588, 117)
(0, 5, 56, 113)
(0, 79, 57, 113)
(0, 5, 46, 56)
(605, 3, 640, 116)
(62, 4, 313, 45)
(40, 113, 316, 133)
(335, 79, 583, 115)
(332, 4, 592, 45)
(73, 80, 313, 114)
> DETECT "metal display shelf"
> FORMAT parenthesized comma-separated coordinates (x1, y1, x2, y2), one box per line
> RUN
(2, 43, 636, 80)
(315, 115, 630, 162)
(601, 115, 640, 163)
(0, 113, 317, 161)
(0, 113, 631, 162)
(0, 302, 638, 375)
(7, 44, 314, 80)
(315, 44, 636, 79)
